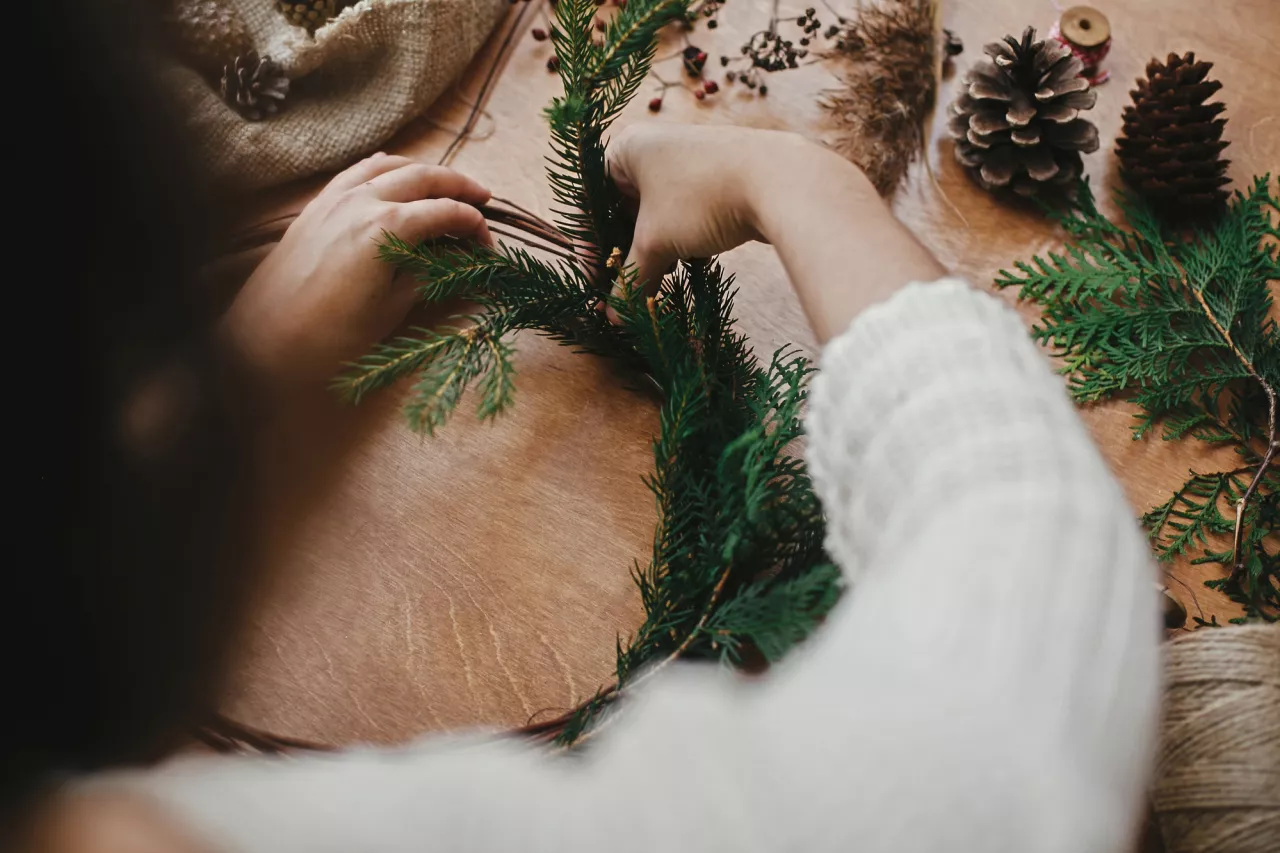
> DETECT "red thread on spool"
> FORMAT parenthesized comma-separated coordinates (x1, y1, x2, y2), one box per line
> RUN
(1051, 5, 1111, 85)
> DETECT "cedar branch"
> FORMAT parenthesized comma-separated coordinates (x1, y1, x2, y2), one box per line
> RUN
(1187, 277, 1278, 579)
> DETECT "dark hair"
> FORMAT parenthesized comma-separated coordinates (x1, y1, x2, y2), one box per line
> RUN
(6, 0, 250, 816)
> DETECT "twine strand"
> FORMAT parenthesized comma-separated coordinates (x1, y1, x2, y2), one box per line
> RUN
(1153, 624, 1280, 853)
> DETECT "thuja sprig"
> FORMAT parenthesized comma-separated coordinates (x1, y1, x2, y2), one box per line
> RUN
(996, 177, 1279, 621)
(340, 0, 842, 743)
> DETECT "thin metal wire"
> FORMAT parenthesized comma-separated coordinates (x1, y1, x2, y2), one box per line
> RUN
(439, 2, 537, 167)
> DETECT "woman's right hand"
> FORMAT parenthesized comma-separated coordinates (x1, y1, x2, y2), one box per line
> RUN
(605, 123, 945, 343)
(605, 124, 798, 290)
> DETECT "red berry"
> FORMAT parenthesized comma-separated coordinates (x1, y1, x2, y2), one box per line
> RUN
(546, 55, 560, 72)
(531, 27, 547, 41)
(694, 89, 706, 100)
(595, 18, 606, 30)
(695, 51, 707, 64)
(703, 80, 719, 94)
(648, 97, 663, 112)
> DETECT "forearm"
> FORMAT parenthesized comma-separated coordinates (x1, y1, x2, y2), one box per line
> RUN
(745, 139, 946, 343)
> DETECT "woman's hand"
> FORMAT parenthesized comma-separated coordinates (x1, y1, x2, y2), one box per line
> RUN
(221, 154, 493, 387)
(606, 124, 945, 342)
(605, 124, 785, 289)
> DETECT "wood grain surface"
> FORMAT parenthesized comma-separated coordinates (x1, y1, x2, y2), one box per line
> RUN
(211, 0, 1280, 748)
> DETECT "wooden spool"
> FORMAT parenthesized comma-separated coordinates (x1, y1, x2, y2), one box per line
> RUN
(1059, 6, 1111, 50)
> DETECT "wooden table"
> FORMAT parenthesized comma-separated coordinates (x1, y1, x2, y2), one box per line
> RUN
(212, 0, 1280, 748)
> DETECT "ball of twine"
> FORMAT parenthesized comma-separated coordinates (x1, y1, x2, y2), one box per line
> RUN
(1154, 623, 1280, 853)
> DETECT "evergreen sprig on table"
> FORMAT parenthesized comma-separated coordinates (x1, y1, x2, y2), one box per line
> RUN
(996, 177, 1279, 622)
(334, 0, 841, 743)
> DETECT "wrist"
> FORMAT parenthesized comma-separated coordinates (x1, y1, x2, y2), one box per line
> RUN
(737, 134, 945, 344)
(216, 301, 279, 388)
(215, 289, 311, 404)
(742, 134, 879, 244)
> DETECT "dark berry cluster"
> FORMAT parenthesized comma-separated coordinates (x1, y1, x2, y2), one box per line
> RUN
(688, 0, 725, 30)
(720, 7, 839, 93)
(942, 28, 964, 57)
(682, 44, 710, 77)
(742, 24, 806, 74)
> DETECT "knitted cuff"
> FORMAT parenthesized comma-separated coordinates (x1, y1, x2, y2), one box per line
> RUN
(804, 279, 1085, 581)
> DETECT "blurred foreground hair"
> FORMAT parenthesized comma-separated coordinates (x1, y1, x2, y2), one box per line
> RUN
(6, 0, 250, 819)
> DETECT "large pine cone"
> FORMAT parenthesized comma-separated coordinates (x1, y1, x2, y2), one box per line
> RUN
(161, 0, 254, 79)
(947, 26, 1099, 197)
(221, 52, 290, 121)
(1116, 53, 1230, 220)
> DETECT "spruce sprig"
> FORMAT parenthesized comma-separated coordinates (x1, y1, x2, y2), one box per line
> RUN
(335, 0, 841, 742)
(996, 177, 1279, 621)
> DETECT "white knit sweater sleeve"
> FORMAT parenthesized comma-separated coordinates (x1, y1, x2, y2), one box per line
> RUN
(99, 280, 1162, 853)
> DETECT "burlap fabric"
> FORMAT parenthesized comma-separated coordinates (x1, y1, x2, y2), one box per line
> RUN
(160, 0, 507, 194)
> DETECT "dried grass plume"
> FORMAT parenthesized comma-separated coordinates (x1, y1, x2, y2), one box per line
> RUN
(821, 0, 941, 196)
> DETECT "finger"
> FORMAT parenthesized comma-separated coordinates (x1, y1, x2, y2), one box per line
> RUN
(363, 163, 492, 206)
(606, 243, 672, 324)
(391, 198, 493, 247)
(605, 135, 639, 199)
(326, 153, 414, 194)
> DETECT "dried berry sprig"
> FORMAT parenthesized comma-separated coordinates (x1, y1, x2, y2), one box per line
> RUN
(647, 59, 721, 111)
(720, 6, 838, 93)
(685, 0, 726, 30)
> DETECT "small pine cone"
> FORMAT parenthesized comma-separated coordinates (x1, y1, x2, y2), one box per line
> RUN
(161, 0, 254, 79)
(1115, 53, 1231, 220)
(947, 26, 1099, 197)
(276, 0, 356, 34)
(221, 52, 290, 121)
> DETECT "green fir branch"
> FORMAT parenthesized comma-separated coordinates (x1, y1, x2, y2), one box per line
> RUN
(333, 330, 458, 405)
(700, 563, 843, 663)
(344, 0, 839, 744)
(378, 234, 513, 303)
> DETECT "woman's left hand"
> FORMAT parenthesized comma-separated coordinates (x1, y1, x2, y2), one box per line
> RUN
(221, 154, 493, 387)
